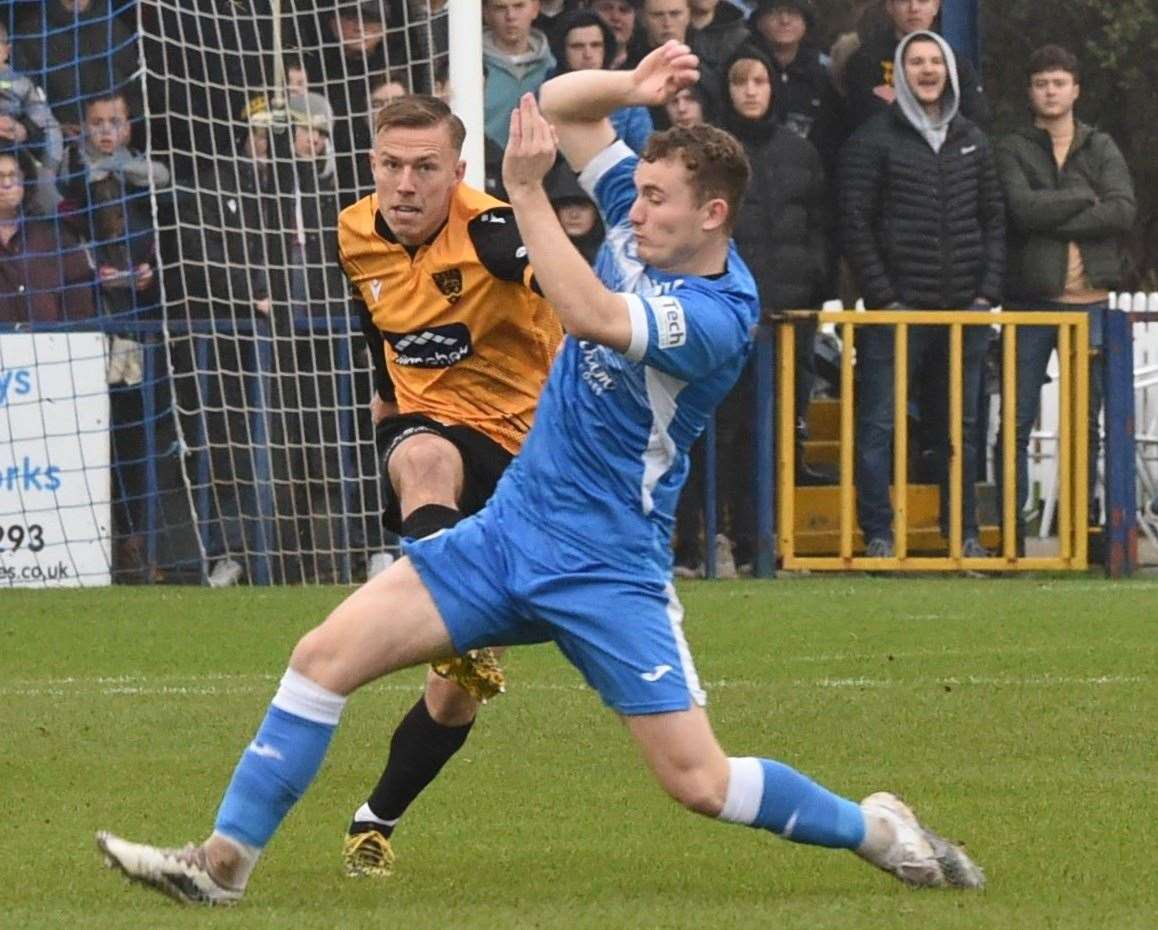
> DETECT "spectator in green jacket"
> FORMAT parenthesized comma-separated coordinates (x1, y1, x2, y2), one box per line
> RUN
(996, 44, 1136, 553)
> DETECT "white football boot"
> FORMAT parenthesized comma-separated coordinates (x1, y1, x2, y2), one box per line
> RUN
(857, 792, 985, 889)
(96, 831, 243, 905)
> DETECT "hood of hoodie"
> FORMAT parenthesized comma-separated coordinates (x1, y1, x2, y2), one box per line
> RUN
(893, 30, 959, 151)
(483, 28, 555, 77)
(721, 45, 778, 146)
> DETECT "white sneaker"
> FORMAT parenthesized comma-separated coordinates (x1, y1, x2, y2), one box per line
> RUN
(207, 558, 243, 588)
(96, 831, 243, 905)
(857, 792, 985, 889)
(367, 552, 395, 578)
(713, 534, 738, 580)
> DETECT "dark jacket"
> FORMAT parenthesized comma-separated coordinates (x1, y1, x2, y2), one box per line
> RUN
(0, 216, 96, 323)
(140, 1, 277, 182)
(545, 157, 604, 266)
(839, 107, 1005, 310)
(172, 155, 286, 319)
(15, 0, 137, 128)
(843, 25, 989, 132)
(723, 48, 829, 310)
(290, 150, 346, 315)
(744, 34, 845, 171)
(995, 120, 1136, 300)
(695, 2, 750, 77)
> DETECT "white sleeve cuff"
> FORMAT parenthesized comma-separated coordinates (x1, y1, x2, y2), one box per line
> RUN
(622, 293, 649, 361)
(578, 139, 635, 199)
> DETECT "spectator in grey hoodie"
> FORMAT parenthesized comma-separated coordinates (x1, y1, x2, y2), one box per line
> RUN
(840, 30, 1004, 559)
(483, 0, 556, 146)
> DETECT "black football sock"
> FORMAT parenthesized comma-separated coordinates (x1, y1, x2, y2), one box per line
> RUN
(350, 696, 475, 836)
(351, 503, 470, 835)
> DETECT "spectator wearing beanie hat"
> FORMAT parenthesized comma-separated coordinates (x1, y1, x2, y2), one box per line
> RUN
(286, 90, 337, 182)
(746, 0, 844, 171)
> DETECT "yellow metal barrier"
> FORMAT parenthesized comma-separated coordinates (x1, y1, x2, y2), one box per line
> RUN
(777, 310, 1090, 572)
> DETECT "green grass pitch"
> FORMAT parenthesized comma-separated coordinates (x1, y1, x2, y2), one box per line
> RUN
(2, 577, 1156, 929)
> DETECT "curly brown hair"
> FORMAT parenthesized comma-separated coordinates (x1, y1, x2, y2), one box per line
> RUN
(641, 124, 750, 232)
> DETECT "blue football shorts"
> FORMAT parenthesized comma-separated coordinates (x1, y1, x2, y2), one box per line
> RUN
(403, 497, 706, 715)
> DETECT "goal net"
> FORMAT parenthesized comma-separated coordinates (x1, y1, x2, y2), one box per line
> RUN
(145, 1, 452, 585)
(1, 1, 455, 587)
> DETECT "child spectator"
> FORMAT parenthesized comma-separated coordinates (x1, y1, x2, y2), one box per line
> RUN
(56, 91, 170, 582)
(58, 91, 168, 301)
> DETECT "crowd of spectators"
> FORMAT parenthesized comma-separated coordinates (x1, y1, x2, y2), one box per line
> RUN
(0, 0, 1139, 581)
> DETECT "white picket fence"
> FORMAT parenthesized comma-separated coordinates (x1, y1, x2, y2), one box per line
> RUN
(1028, 292, 1158, 549)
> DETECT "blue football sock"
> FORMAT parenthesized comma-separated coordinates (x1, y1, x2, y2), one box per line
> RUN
(718, 757, 865, 849)
(214, 668, 346, 849)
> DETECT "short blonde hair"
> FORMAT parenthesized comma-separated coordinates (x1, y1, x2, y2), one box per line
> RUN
(374, 94, 466, 151)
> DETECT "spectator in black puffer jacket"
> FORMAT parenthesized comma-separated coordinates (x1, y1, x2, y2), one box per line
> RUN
(839, 30, 1004, 560)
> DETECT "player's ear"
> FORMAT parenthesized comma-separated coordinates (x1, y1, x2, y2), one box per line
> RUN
(455, 159, 466, 183)
(701, 197, 729, 233)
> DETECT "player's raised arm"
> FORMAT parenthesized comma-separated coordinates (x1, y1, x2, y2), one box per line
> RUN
(538, 39, 700, 172)
(503, 93, 631, 352)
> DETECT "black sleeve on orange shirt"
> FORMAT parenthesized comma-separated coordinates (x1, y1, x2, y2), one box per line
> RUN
(357, 296, 394, 401)
(468, 207, 540, 293)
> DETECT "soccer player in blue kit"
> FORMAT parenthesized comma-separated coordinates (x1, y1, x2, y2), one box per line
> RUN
(96, 41, 983, 904)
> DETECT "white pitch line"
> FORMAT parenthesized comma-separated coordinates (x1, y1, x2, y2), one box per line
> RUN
(0, 673, 1146, 698)
(810, 674, 1146, 689)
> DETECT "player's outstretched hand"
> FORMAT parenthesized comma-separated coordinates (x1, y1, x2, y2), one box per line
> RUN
(503, 93, 558, 194)
(630, 40, 700, 108)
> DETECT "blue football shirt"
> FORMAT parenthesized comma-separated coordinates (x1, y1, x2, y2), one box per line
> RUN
(493, 140, 761, 570)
